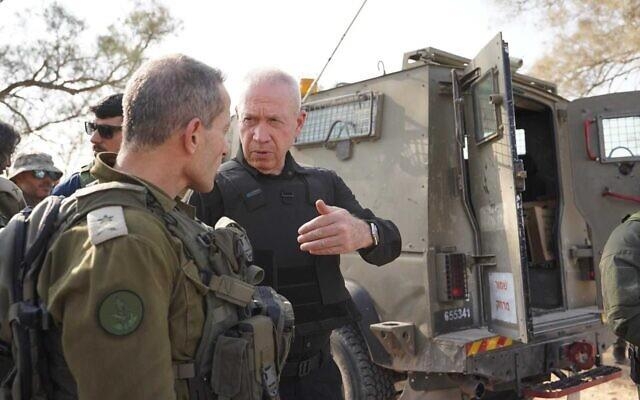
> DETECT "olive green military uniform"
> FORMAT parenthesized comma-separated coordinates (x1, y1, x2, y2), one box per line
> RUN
(601, 211, 640, 345)
(0, 176, 26, 227)
(37, 153, 204, 400)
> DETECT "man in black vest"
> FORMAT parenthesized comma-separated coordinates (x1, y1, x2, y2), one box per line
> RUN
(190, 69, 401, 400)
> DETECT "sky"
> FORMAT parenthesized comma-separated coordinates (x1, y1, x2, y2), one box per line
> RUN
(2, 0, 549, 173)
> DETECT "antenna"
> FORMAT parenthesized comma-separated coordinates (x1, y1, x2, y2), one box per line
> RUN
(301, 0, 368, 103)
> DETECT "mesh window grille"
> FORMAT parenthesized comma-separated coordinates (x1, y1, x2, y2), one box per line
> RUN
(601, 116, 640, 161)
(295, 91, 383, 146)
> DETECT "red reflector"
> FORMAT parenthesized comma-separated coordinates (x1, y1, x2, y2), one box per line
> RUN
(447, 254, 467, 300)
(566, 341, 595, 370)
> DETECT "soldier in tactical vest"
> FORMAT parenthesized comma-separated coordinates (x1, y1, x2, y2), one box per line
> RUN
(0, 121, 26, 227)
(601, 211, 640, 397)
(52, 93, 124, 197)
(190, 69, 402, 400)
(24, 54, 292, 400)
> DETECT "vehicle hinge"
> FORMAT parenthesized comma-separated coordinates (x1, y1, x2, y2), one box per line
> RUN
(470, 254, 497, 268)
(569, 246, 593, 259)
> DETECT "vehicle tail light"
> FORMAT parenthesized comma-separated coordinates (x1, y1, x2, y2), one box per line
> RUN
(565, 341, 595, 370)
(437, 253, 468, 301)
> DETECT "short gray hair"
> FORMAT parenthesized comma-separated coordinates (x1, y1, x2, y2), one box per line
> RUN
(240, 68, 300, 113)
(123, 54, 225, 150)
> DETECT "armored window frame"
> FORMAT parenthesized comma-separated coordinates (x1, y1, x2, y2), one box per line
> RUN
(596, 112, 640, 163)
(294, 91, 384, 147)
(471, 68, 502, 145)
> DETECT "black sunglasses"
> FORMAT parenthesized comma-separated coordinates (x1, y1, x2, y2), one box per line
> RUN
(84, 122, 122, 139)
(31, 170, 62, 180)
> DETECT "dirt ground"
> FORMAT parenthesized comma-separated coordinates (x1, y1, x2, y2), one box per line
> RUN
(534, 348, 637, 400)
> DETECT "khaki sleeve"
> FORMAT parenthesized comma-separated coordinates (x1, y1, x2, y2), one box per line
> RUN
(42, 225, 179, 400)
(601, 221, 640, 346)
(0, 191, 25, 221)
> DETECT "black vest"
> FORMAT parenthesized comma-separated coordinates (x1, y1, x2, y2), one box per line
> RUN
(216, 159, 352, 334)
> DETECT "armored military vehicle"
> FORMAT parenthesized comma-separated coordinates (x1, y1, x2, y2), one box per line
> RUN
(285, 33, 640, 399)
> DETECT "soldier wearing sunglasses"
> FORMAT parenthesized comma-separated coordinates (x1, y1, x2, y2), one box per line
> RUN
(52, 93, 123, 197)
(0, 121, 26, 227)
(8, 152, 62, 207)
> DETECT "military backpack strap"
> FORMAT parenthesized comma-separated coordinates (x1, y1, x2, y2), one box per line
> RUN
(1, 196, 65, 400)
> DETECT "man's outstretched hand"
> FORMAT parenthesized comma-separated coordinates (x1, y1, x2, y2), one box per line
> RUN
(297, 199, 373, 255)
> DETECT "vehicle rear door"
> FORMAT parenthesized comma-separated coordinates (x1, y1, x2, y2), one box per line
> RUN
(461, 33, 531, 342)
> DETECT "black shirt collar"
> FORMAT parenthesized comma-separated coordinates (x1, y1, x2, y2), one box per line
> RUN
(235, 147, 308, 177)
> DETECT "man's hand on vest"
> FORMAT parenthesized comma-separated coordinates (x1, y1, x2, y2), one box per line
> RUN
(297, 199, 374, 255)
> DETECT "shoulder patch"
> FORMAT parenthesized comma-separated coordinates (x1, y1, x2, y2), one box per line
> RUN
(87, 206, 128, 245)
(98, 290, 144, 336)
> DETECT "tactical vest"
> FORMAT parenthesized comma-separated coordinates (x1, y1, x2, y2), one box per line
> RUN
(0, 182, 293, 400)
(216, 160, 353, 336)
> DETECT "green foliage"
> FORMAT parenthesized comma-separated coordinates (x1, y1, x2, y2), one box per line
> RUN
(0, 1, 179, 135)
(494, 0, 640, 98)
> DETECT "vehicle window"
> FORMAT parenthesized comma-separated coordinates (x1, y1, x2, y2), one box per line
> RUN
(600, 115, 640, 162)
(296, 91, 383, 146)
(472, 71, 501, 144)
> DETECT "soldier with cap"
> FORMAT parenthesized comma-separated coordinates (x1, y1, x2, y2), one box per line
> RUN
(52, 93, 123, 196)
(0, 121, 26, 227)
(8, 152, 61, 208)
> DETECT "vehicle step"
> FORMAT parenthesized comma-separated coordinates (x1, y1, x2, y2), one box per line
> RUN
(521, 365, 622, 398)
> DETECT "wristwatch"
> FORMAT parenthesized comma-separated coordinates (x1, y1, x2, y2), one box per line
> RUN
(369, 222, 379, 247)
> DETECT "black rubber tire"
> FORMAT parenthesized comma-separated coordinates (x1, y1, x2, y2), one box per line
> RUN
(331, 324, 396, 400)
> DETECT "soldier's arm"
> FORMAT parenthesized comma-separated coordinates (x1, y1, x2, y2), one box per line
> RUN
(42, 221, 179, 400)
(601, 220, 640, 347)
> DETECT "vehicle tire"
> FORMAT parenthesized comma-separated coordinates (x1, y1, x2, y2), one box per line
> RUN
(331, 324, 396, 400)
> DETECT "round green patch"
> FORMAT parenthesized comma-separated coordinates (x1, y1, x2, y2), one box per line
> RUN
(97, 290, 144, 336)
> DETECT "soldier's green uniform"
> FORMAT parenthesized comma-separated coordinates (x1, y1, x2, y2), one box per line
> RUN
(601, 211, 640, 396)
(601, 211, 640, 345)
(38, 153, 204, 399)
(0, 176, 26, 227)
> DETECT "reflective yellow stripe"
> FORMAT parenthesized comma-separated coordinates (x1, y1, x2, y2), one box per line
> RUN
(486, 336, 500, 350)
(466, 336, 514, 356)
(467, 340, 483, 356)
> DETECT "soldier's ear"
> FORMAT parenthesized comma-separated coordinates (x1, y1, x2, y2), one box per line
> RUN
(182, 117, 202, 155)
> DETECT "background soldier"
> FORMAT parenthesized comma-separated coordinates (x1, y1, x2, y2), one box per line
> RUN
(37, 54, 233, 399)
(52, 93, 123, 196)
(601, 211, 640, 397)
(190, 69, 402, 400)
(0, 121, 25, 226)
(8, 152, 62, 207)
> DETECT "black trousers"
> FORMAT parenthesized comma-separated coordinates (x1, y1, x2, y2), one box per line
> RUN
(279, 356, 343, 400)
